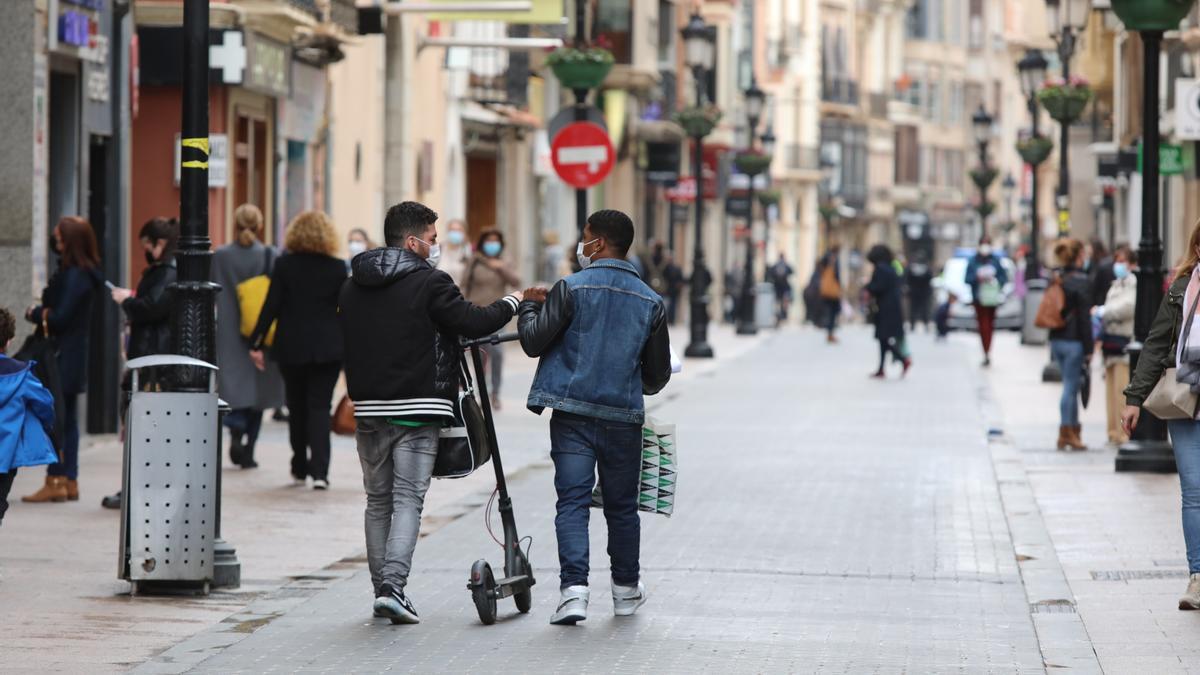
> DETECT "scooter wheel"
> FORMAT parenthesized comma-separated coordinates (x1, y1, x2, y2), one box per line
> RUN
(513, 556, 532, 614)
(471, 560, 497, 625)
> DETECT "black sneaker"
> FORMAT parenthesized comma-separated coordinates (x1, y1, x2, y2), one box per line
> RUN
(373, 583, 419, 624)
(100, 491, 122, 510)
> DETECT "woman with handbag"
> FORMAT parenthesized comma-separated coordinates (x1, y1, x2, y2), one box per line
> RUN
(817, 246, 842, 344)
(462, 229, 521, 410)
(964, 236, 1008, 367)
(21, 217, 103, 504)
(212, 204, 285, 469)
(1123, 220, 1200, 609)
(1049, 239, 1093, 451)
(1098, 246, 1136, 445)
(865, 244, 911, 379)
(248, 211, 346, 490)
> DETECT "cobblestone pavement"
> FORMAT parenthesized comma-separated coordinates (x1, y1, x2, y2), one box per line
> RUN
(139, 327, 1047, 673)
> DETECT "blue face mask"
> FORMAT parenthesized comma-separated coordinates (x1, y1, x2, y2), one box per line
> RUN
(447, 230, 465, 246)
(482, 241, 502, 258)
(1113, 262, 1129, 280)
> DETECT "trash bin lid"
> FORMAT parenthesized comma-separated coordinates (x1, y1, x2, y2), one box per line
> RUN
(125, 354, 218, 371)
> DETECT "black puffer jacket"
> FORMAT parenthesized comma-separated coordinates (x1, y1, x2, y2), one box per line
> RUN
(1049, 268, 1094, 351)
(123, 259, 177, 359)
(338, 248, 519, 419)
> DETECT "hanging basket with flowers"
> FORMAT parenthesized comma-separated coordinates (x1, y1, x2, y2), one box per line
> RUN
(734, 150, 772, 176)
(970, 167, 998, 191)
(672, 105, 722, 138)
(757, 189, 781, 207)
(1037, 77, 1093, 123)
(546, 40, 615, 91)
(1017, 135, 1054, 166)
(1111, 0, 1196, 31)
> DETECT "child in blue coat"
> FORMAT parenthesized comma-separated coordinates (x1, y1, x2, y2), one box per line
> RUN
(0, 308, 58, 526)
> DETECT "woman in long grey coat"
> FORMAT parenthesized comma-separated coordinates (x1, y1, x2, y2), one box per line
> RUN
(213, 204, 285, 468)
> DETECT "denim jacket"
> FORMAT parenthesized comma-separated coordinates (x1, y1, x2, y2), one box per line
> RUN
(518, 258, 671, 424)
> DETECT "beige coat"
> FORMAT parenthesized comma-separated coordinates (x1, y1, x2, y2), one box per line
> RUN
(462, 254, 521, 307)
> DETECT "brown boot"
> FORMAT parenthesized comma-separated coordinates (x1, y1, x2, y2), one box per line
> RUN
(1056, 426, 1071, 450)
(1069, 425, 1089, 451)
(65, 479, 79, 501)
(22, 476, 68, 503)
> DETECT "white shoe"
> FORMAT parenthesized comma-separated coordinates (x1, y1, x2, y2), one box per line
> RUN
(1181, 573, 1200, 610)
(612, 581, 647, 616)
(313, 479, 329, 491)
(550, 585, 589, 625)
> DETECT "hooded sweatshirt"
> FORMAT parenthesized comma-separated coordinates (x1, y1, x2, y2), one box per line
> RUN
(0, 355, 58, 473)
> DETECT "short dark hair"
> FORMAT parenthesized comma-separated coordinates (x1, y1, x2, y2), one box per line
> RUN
(586, 209, 634, 255)
(0, 307, 14, 350)
(384, 201, 438, 247)
(476, 228, 505, 250)
(867, 244, 894, 266)
(138, 217, 179, 259)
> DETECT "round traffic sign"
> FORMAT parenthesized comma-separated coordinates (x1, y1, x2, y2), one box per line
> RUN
(551, 122, 615, 189)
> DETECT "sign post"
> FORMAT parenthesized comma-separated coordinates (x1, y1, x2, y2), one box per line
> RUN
(550, 121, 615, 189)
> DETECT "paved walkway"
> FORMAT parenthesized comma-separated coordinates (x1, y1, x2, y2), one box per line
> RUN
(138, 327, 1046, 673)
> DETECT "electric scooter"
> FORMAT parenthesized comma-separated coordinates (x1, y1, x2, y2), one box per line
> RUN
(462, 332, 535, 624)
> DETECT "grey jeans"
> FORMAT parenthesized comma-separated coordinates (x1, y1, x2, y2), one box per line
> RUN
(355, 419, 439, 593)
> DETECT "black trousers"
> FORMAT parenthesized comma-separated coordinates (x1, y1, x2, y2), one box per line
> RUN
(0, 469, 16, 526)
(279, 362, 341, 481)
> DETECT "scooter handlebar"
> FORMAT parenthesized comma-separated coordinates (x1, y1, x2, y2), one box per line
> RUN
(461, 332, 520, 348)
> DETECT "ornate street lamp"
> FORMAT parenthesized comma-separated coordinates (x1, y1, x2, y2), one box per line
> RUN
(682, 13, 717, 358)
(736, 81, 769, 336)
(1018, 49, 1049, 280)
(970, 106, 996, 244)
(1110, 0, 1197, 473)
(1045, 0, 1091, 237)
(759, 126, 777, 281)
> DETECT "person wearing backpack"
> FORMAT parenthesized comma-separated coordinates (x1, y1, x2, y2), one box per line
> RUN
(816, 246, 842, 343)
(1047, 238, 1093, 451)
(212, 204, 285, 470)
(964, 236, 1008, 367)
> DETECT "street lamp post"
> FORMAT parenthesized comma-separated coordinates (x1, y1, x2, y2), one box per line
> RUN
(682, 13, 716, 358)
(759, 127, 777, 281)
(1045, 0, 1091, 237)
(1018, 49, 1049, 280)
(971, 105, 995, 244)
(1001, 173, 1017, 233)
(819, 155, 838, 246)
(1109, 0, 1195, 472)
(736, 81, 767, 336)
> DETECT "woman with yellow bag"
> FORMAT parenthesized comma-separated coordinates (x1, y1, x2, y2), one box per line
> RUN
(212, 204, 284, 469)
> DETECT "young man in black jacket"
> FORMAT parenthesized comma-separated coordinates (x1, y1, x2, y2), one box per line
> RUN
(518, 210, 672, 625)
(339, 201, 536, 624)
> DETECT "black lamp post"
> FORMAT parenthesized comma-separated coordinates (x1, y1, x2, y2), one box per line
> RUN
(682, 13, 716, 358)
(1001, 173, 1017, 231)
(1045, 0, 1090, 237)
(1110, 0, 1195, 473)
(1018, 49, 1049, 280)
(759, 126, 777, 281)
(819, 154, 838, 245)
(736, 81, 767, 336)
(971, 105, 996, 243)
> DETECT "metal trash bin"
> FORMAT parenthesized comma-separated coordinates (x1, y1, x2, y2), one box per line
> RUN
(1022, 279, 1049, 346)
(118, 355, 219, 595)
(754, 282, 776, 328)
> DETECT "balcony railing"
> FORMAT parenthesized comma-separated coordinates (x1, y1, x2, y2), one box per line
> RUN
(868, 92, 889, 119)
(785, 144, 820, 172)
(822, 78, 860, 106)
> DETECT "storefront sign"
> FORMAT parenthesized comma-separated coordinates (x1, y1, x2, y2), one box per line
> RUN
(1177, 79, 1200, 140)
(48, 0, 105, 58)
(245, 33, 291, 98)
(280, 62, 326, 140)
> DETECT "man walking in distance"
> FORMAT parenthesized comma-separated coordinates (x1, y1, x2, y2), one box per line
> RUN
(339, 201, 536, 624)
(518, 209, 672, 625)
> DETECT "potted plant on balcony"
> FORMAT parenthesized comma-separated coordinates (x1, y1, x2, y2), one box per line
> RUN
(672, 104, 722, 138)
(1111, 0, 1196, 31)
(757, 189, 781, 207)
(969, 166, 998, 191)
(1037, 77, 1093, 124)
(1017, 135, 1054, 166)
(546, 38, 615, 91)
(734, 150, 772, 176)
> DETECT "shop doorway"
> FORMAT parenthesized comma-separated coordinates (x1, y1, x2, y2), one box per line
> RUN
(87, 136, 119, 433)
(466, 155, 497, 244)
(233, 107, 271, 240)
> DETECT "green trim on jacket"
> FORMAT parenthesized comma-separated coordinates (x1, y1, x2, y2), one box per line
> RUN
(1125, 276, 1189, 406)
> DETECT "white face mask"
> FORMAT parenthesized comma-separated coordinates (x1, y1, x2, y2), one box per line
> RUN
(348, 241, 367, 256)
(576, 238, 600, 269)
(412, 236, 441, 268)
(978, 245, 992, 257)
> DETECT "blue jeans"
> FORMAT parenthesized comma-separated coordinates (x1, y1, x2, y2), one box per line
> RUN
(1050, 340, 1084, 426)
(550, 410, 642, 589)
(1169, 420, 1200, 574)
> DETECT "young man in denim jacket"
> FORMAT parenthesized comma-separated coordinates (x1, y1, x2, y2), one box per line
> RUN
(518, 210, 672, 625)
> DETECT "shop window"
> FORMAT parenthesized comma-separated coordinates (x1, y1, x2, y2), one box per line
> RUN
(593, 0, 632, 64)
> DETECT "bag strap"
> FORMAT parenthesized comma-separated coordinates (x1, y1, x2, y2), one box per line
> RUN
(1179, 281, 1200, 356)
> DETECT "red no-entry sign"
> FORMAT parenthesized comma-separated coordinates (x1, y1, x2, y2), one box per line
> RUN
(551, 122, 615, 189)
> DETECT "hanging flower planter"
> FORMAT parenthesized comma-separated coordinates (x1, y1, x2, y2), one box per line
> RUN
(1111, 0, 1195, 31)
(672, 105, 722, 138)
(546, 45, 614, 91)
(970, 167, 998, 191)
(734, 150, 772, 176)
(977, 201, 996, 219)
(757, 189, 781, 207)
(1037, 78, 1093, 123)
(1017, 135, 1054, 166)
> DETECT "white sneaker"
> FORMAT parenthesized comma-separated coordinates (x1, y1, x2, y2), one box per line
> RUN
(612, 581, 647, 616)
(1181, 573, 1200, 610)
(313, 479, 329, 491)
(550, 585, 589, 625)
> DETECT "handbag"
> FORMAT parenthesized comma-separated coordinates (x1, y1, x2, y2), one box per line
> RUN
(977, 278, 1003, 308)
(1145, 289, 1200, 420)
(819, 264, 840, 300)
(433, 353, 492, 479)
(1100, 333, 1130, 357)
(236, 247, 277, 346)
(1034, 276, 1067, 330)
(591, 416, 677, 517)
(332, 395, 356, 436)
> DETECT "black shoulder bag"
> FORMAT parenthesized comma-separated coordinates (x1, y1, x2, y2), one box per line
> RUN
(432, 350, 493, 479)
